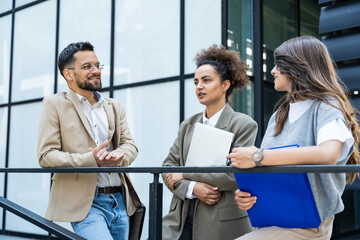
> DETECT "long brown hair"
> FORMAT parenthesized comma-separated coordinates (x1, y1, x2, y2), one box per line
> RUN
(273, 36, 359, 183)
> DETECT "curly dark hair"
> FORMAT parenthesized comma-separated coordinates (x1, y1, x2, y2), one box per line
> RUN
(194, 44, 249, 101)
(58, 41, 94, 77)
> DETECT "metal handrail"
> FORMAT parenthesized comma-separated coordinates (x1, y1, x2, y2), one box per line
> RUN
(1, 165, 360, 173)
(1, 166, 360, 239)
(0, 196, 85, 240)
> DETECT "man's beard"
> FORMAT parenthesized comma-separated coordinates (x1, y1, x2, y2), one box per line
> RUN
(75, 74, 102, 91)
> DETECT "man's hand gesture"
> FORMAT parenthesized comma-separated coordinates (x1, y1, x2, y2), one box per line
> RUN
(89, 140, 125, 167)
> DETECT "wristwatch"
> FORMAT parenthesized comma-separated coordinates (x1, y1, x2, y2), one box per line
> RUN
(252, 148, 264, 167)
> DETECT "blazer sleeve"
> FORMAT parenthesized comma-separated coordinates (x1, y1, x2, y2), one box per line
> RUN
(110, 100, 138, 167)
(162, 121, 191, 200)
(182, 118, 258, 191)
(37, 96, 98, 168)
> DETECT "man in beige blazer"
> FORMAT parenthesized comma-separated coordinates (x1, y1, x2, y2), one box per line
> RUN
(37, 42, 138, 240)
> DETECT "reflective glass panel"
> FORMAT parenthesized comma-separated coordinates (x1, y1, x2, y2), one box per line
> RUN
(0, 0, 12, 13)
(15, 0, 34, 7)
(263, 0, 296, 82)
(263, 84, 284, 130)
(185, 78, 205, 119)
(300, 0, 320, 38)
(114, 0, 180, 85)
(0, 107, 7, 168)
(185, 0, 221, 74)
(0, 107, 8, 229)
(262, 0, 296, 133)
(334, 189, 360, 235)
(114, 81, 180, 238)
(231, 81, 254, 118)
(228, 0, 253, 76)
(11, 0, 56, 101)
(0, 15, 11, 104)
(57, 0, 111, 93)
(7, 102, 50, 234)
(99, 90, 110, 99)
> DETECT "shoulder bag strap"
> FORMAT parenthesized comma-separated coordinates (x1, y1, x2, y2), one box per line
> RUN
(124, 173, 142, 208)
(107, 98, 142, 208)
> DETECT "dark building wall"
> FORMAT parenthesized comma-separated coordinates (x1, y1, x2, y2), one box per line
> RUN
(319, 0, 360, 237)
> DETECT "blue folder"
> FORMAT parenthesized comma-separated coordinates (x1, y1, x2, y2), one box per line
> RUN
(234, 172, 321, 228)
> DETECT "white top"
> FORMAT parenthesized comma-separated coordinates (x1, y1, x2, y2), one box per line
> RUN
(289, 99, 353, 161)
(186, 105, 226, 199)
(202, 105, 225, 127)
(76, 92, 122, 187)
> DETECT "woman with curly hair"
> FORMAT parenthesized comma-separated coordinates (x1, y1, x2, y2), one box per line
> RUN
(162, 45, 258, 240)
(229, 36, 360, 239)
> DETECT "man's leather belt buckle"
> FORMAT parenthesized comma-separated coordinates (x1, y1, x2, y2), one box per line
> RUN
(98, 186, 123, 194)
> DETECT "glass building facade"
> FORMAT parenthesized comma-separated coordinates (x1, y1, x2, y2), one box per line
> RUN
(0, 0, 359, 238)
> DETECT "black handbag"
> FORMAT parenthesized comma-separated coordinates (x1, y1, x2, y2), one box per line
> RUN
(124, 174, 146, 240)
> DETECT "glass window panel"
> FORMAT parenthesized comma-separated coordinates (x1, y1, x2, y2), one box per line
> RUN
(228, 0, 253, 76)
(0, 194, 2, 228)
(185, 78, 205, 119)
(57, 77, 68, 93)
(263, 0, 296, 82)
(0, 107, 8, 229)
(300, 0, 320, 38)
(99, 90, 109, 99)
(334, 190, 360, 234)
(114, 81, 180, 238)
(58, 0, 111, 92)
(185, 0, 221, 74)
(231, 81, 254, 118)
(262, 0, 296, 135)
(263, 84, 284, 131)
(0, 107, 7, 168)
(11, 0, 56, 101)
(114, 0, 180, 85)
(0, 15, 11, 104)
(0, 0, 12, 13)
(0, 189, 2, 228)
(15, 0, 34, 7)
(350, 97, 360, 111)
(6, 102, 50, 234)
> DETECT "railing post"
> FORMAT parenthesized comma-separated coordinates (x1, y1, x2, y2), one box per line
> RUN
(149, 173, 163, 240)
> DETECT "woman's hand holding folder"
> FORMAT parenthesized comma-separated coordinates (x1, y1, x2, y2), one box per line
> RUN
(234, 189, 257, 211)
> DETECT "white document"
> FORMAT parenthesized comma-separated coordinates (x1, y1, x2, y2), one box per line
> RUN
(185, 123, 234, 167)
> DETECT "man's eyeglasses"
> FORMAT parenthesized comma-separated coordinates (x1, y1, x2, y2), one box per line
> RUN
(67, 63, 104, 71)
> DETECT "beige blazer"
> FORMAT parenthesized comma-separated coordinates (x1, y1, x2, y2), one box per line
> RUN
(37, 89, 138, 222)
(162, 104, 258, 240)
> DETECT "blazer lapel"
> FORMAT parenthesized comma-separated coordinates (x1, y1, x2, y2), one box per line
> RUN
(215, 104, 234, 131)
(103, 99, 115, 143)
(65, 90, 95, 143)
(183, 115, 203, 164)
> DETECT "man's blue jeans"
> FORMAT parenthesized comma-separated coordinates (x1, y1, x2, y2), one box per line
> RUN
(71, 192, 129, 240)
